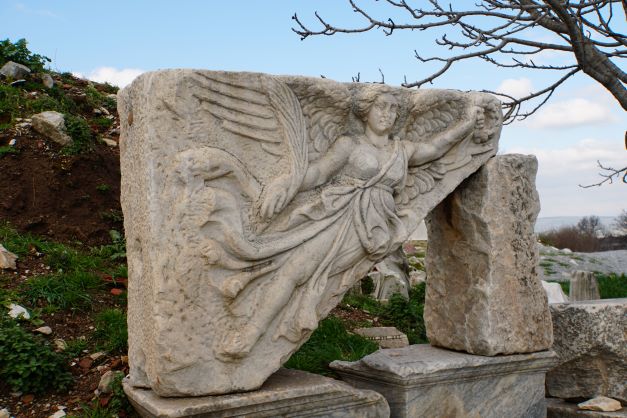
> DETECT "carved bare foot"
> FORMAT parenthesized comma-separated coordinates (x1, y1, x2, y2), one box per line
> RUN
(216, 326, 260, 361)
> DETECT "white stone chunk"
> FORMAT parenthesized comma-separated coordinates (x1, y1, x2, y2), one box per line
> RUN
(8, 303, 30, 319)
(32, 111, 72, 146)
(34, 326, 53, 335)
(0, 61, 31, 79)
(0, 244, 18, 270)
(542, 281, 569, 304)
(578, 396, 623, 412)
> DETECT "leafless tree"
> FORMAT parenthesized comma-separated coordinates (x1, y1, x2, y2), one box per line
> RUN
(293, 1, 627, 123)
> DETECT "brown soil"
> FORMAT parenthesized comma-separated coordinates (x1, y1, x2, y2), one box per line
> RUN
(0, 132, 122, 248)
(0, 74, 127, 417)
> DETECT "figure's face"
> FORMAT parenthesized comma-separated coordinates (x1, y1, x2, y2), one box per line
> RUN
(366, 94, 399, 136)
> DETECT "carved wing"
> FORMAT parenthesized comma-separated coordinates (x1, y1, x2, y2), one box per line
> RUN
(282, 77, 351, 161)
(396, 91, 471, 206)
(187, 71, 308, 202)
(396, 91, 501, 207)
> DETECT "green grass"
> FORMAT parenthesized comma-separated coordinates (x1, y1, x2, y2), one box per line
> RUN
(0, 145, 18, 156)
(341, 283, 428, 344)
(284, 317, 378, 376)
(380, 284, 428, 344)
(23, 271, 102, 311)
(0, 313, 72, 393)
(93, 308, 128, 353)
(597, 273, 627, 299)
(0, 84, 25, 130)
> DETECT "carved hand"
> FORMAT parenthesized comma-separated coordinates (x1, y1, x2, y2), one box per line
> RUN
(260, 174, 293, 219)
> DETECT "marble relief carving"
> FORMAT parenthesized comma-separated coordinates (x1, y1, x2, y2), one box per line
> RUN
(118, 70, 502, 396)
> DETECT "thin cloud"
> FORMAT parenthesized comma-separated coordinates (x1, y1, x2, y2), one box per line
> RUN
(528, 98, 616, 129)
(506, 138, 625, 216)
(14, 3, 59, 18)
(81, 67, 145, 88)
(496, 78, 534, 99)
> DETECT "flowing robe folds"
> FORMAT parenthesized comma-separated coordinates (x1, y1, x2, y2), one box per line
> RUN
(118, 70, 502, 396)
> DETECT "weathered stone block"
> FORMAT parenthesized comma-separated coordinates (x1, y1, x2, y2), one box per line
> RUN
(570, 270, 601, 301)
(124, 368, 389, 418)
(331, 344, 557, 418)
(425, 154, 553, 355)
(119, 70, 502, 396)
(547, 299, 627, 403)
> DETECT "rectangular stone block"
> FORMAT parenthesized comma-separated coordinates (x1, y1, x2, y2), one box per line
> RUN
(547, 299, 627, 403)
(123, 368, 390, 417)
(425, 154, 553, 355)
(331, 344, 556, 418)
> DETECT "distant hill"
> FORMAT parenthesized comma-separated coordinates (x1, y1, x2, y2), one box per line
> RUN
(535, 216, 619, 233)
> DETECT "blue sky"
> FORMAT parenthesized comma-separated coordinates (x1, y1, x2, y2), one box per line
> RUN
(3, 1, 626, 217)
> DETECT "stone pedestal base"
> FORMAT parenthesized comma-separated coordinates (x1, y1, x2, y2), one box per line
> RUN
(331, 344, 556, 418)
(547, 398, 627, 417)
(123, 368, 390, 417)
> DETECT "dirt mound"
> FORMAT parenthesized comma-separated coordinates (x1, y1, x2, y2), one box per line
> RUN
(0, 135, 121, 247)
(0, 73, 122, 247)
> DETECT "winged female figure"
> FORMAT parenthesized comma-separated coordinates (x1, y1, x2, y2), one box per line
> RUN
(169, 74, 499, 362)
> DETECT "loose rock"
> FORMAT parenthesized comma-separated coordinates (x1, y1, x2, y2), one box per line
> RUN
(42, 73, 54, 88)
(0, 61, 31, 79)
(8, 303, 30, 319)
(32, 111, 73, 146)
(49, 410, 66, 418)
(54, 338, 67, 351)
(97, 370, 124, 394)
(578, 396, 623, 412)
(0, 244, 18, 269)
(0, 408, 9, 418)
(541, 281, 569, 304)
(34, 326, 53, 335)
(101, 138, 117, 147)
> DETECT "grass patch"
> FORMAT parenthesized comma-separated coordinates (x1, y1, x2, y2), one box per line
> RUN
(0, 145, 18, 156)
(284, 317, 378, 376)
(597, 273, 627, 299)
(341, 283, 428, 344)
(93, 308, 128, 353)
(380, 284, 427, 344)
(0, 84, 25, 130)
(0, 313, 72, 393)
(63, 114, 93, 154)
(22, 271, 102, 311)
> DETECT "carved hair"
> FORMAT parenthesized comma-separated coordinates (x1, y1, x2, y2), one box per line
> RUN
(353, 84, 397, 121)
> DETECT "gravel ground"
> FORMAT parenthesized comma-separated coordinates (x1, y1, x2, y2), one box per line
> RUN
(537, 243, 627, 282)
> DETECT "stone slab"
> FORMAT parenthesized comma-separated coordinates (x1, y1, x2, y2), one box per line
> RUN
(547, 398, 627, 418)
(353, 327, 409, 349)
(123, 368, 389, 417)
(331, 344, 557, 418)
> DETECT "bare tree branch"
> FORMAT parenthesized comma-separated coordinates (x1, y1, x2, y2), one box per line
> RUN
(579, 160, 627, 187)
(293, 0, 627, 122)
